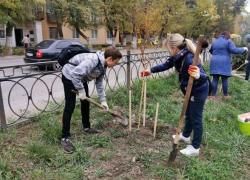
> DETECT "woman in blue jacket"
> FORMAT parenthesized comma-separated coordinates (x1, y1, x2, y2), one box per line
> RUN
(141, 33, 209, 156)
(209, 32, 247, 98)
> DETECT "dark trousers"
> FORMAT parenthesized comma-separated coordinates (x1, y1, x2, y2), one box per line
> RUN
(245, 62, 250, 80)
(211, 75, 229, 96)
(62, 75, 90, 138)
(182, 88, 208, 149)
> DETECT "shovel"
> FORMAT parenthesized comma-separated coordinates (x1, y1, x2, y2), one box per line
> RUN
(72, 90, 128, 126)
(167, 35, 204, 165)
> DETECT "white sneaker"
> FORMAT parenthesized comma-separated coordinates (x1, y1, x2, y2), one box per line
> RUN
(180, 145, 199, 156)
(172, 133, 191, 143)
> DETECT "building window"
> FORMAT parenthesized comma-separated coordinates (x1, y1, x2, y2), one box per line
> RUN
(0, 30, 5, 38)
(91, 30, 98, 39)
(29, 30, 34, 42)
(107, 31, 112, 39)
(49, 27, 58, 39)
(72, 29, 79, 38)
(91, 13, 99, 22)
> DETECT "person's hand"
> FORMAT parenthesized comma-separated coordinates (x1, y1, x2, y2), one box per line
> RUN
(101, 101, 109, 111)
(78, 92, 87, 100)
(243, 47, 248, 51)
(245, 60, 249, 64)
(140, 69, 151, 77)
(188, 65, 200, 79)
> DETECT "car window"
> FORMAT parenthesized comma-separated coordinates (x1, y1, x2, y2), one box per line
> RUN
(61, 41, 71, 48)
(35, 40, 54, 49)
(56, 43, 62, 49)
(71, 41, 83, 46)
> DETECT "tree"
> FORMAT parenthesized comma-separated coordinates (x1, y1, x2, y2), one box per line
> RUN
(0, 0, 45, 51)
(64, 0, 101, 44)
(187, 0, 219, 39)
(100, 0, 128, 46)
(214, 0, 247, 34)
(50, 0, 67, 39)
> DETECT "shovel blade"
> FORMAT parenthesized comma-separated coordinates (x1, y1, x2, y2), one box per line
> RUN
(167, 143, 178, 165)
(114, 110, 128, 126)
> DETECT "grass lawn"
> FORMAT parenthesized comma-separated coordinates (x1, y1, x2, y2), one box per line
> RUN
(0, 64, 250, 180)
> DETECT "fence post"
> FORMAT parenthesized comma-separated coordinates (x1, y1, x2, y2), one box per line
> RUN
(0, 82, 7, 130)
(127, 50, 131, 89)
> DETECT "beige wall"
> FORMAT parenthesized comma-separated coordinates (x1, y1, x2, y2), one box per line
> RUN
(41, 6, 119, 44)
(62, 26, 119, 45)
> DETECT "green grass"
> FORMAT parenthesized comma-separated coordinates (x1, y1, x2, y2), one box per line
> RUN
(0, 64, 250, 179)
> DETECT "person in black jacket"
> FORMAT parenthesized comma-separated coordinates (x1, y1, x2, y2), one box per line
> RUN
(141, 33, 209, 156)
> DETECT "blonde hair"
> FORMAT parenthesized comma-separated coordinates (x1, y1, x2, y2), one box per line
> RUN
(164, 33, 202, 64)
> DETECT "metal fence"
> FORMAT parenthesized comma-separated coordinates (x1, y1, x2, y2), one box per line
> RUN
(0, 49, 210, 129)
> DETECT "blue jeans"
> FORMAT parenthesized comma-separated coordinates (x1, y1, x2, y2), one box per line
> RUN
(182, 87, 208, 149)
(211, 75, 229, 96)
(245, 62, 250, 80)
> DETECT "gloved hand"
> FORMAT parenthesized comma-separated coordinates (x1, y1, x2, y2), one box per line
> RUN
(140, 69, 151, 77)
(245, 60, 249, 64)
(78, 92, 87, 100)
(101, 101, 109, 111)
(243, 47, 248, 51)
(188, 65, 200, 79)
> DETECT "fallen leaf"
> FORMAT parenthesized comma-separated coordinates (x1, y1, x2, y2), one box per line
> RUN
(211, 118, 217, 122)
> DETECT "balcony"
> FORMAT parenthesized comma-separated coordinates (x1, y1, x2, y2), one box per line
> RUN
(35, 11, 44, 20)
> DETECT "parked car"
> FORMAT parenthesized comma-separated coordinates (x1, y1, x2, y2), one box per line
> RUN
(23, 39, 86, 71)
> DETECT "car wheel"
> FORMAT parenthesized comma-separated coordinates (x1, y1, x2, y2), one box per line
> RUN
(52, 62, 62, 71)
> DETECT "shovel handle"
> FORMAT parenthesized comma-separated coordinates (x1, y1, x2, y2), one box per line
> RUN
(71, 90, 105, 109)
(174, 35, 204, 144)
(71, 89, 123, 119)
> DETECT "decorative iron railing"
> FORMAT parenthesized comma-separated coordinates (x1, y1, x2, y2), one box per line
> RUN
(0, 49, 210, 129)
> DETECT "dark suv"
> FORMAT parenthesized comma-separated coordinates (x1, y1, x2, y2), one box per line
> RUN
(23, 39, 86, 71)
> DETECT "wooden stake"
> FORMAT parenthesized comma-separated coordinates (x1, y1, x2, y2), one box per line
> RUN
(129, 90, 132, 132)
(138, 46, 147, 129)
(153, 103, 159, 138)
(143, 82, 147, 127)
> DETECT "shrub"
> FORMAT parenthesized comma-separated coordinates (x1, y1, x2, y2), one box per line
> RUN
(13, 49, 25, 55)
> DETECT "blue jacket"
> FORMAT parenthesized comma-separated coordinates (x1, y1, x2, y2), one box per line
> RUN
(247, 42, 250, 61)
(209, 35, 245, 76)
(150, 47, 208, 95)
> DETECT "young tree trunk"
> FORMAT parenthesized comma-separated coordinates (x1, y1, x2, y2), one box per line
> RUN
(5, 22, 14, 55)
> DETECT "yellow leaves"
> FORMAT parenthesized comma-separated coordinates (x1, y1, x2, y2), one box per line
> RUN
(35, 0, 46, 4)
(229, 6, 234, 11)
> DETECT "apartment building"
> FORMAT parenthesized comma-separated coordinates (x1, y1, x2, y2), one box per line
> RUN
(0, 3, 119, 47)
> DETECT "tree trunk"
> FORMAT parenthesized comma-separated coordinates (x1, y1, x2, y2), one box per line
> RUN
(75, 27, 89, 43)
(132, 24, 137, 49)
(158, 17, 168, 48)
(6, 22, 14, 55)
(112, 29, 117, 46)
(55, 12, 64, 39)
(132, 36, 137, 49)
